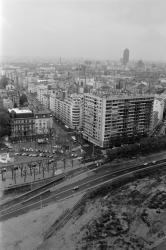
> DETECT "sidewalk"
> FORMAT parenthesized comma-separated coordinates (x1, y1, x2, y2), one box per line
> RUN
(2, 148, 166, 191)
(0, 157, 94, 190)
(0, 158, 84, 190)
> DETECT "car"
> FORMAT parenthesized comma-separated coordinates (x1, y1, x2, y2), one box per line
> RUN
(14, 153, 19, 155)
(31, 163, 37, 168)
(54, 169, 63, 175)
(73, 186, 79, 191)
(0, 168, 6, 173)
(22, 153, 26, 156)
(143, 163, 148, 166)
(49, 159, 54, 164)
(152, 161, 156, 164)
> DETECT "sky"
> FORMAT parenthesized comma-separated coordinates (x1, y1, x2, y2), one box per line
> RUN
(0, 0, 166, 61)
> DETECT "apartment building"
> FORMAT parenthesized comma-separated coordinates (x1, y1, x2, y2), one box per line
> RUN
(3, 98, 13, 109)
(36, 84, 48, 103)
(34, 111, 53, 134)
(28, 82, 37, 93)
(50, 94, 83, 130)
(153, 97, 164, 128)
(9, 108, 35, 140)
(83, 92, 154, 148)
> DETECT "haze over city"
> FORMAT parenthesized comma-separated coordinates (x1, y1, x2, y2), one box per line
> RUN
(1, 0, 166, 61)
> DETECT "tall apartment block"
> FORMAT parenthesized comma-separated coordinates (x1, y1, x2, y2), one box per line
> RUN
(83, 92, 154, 148)
(50, 94, 84, 130)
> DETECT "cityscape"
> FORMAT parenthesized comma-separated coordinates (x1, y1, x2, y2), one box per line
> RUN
(1, 0, 166, 250)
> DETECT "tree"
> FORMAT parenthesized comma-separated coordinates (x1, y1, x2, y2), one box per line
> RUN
(0, 108, 11, 138)
(0, 76, 9, 89)
(19, 94, 28, 107)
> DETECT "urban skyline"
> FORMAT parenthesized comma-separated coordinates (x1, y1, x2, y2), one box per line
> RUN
(1, 0, 166, 62)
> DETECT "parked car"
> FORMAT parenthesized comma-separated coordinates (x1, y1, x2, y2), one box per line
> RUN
(0, 168, 6, 173)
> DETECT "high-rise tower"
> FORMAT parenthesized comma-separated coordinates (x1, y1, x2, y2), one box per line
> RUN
(123, 48, 129, 66)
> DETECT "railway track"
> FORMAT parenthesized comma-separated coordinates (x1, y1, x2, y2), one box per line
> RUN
(0, 173, 66, 211)
(1, 160, 166, 221)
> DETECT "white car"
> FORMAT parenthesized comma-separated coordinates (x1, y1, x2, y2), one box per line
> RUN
(73, 186, 79, 191)
(54, 169, 63, 175)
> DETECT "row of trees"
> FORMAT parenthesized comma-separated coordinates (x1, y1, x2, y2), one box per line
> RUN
(0, 108, 11, 139)
(107, 135, 166, 161)
(0, 93, 28, 139)
(19, 93, 28, 107)
(0, 76, 9, 89)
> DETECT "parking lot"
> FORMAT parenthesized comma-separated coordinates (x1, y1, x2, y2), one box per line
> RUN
(0, 119, 85, 189)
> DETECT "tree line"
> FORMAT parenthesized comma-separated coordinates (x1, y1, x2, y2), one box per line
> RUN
(107, 135, 166, 161)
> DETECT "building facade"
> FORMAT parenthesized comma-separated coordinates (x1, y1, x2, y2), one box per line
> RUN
(83, 93, 154, 148)
(3, 98, 13, 109)
(123, 48, 129, 66)
(34, 111, 53, 135)
(50, 94, 83, 130)
(9, 108, 35, 140)
(36, 84, 48, 103)
(152, 97, 164, 128)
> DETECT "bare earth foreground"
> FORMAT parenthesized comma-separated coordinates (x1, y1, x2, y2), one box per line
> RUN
(38, 169, 166, 250)
(2, 169, 166, 249)
(0, 194, 83, 250)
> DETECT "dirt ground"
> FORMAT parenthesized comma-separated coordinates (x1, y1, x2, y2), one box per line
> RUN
(37, 170, 166, 250)
(0, 194, 82, 250)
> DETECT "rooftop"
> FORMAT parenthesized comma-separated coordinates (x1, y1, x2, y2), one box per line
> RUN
(35, 110, 51, 115)
(86, 90, 154, 100)
(8, 108, 32, 114)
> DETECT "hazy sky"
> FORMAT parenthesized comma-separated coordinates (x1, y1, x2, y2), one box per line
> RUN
(1, 0, 166, 61)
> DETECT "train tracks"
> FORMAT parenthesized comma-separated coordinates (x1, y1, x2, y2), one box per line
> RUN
(0, 174, 65, 214)
(1, 160, 166, 221)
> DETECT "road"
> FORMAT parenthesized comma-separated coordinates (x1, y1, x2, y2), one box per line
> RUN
(1, 159, 166, 221)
